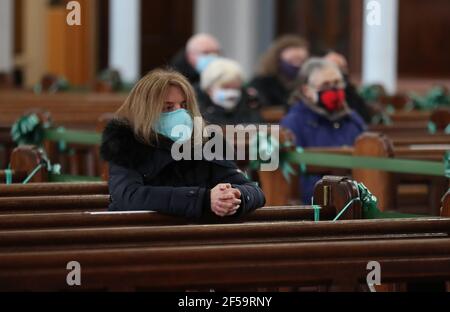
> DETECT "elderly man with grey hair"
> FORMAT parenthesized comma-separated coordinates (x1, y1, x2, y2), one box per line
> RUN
(170, 33, 221, 85)
(281, 57, 367, 204)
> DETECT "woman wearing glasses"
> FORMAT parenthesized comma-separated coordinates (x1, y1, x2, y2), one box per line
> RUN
(281, 58, 367, 204)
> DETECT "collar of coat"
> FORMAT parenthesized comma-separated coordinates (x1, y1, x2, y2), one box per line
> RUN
(293, 94, 352, 122)
(100, 118, 238, 172)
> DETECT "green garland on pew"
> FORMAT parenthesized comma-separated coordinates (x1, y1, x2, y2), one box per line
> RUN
(359, 85, 384, 103)
(19, 148, 61, 185)
(334, 183, 424, 221)
(11, 114, 52, 146)
(408, 86, 450, 111)
(10, 114, 69, 153)
(428, 122, 450, 135)
(249, 133, 306, 183)
(33, 77, 71, 94)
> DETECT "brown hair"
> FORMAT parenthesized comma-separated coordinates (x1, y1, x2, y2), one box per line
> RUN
(116, 69, 204, 145)
(258, 34, 310, 77)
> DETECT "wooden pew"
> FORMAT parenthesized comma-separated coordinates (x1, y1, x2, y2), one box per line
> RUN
(0, 145, 48, 184)
(0, 176, 358, 217)
(0, 236, 449, 291)
(0, 182, 109, 197)
(0, 207, 333, 231)
(0, 174, 448, 291)
(0, 176, 448, 291)
(259, 132, 448, 214)
(0, 195, 110, 214)
(3, 107, 448, 178)
(260, 107, 450, 142)
(1, 218, 448, 252)
(351, 133, 447, 214)
(0, 91, 126, 129)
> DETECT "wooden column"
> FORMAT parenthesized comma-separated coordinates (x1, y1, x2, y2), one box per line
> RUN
(47, 0, 96, 86)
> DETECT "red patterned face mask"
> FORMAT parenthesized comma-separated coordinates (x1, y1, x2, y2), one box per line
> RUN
(318, 89, 346, 112)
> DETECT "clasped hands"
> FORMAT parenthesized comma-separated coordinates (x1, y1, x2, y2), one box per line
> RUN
(211, 183, 242, 217)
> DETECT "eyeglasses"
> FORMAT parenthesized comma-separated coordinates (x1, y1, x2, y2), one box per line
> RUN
(309, 79, 347, 92)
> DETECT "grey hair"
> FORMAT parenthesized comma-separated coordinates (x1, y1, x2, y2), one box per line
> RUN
(298, 57, 340, 86)
(186, 33, 220, 54)
(288, 57, 340, 105)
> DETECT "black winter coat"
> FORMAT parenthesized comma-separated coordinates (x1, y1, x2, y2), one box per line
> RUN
(248, 75, 291, 109)
(195, 86, 263, 125)
(169, 49, 200, 85)
(100, 119, 266, 221)
(345, 80, 372, 124)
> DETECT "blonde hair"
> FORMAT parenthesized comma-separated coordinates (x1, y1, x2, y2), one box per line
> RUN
(200, 58, 244, 91)
(116, 69, 204, 145)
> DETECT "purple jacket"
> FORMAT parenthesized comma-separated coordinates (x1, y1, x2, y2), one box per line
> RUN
(281, 100, 367, 203)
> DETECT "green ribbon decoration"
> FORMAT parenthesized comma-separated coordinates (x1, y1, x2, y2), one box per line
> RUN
(409, 86, 450, 111)
(22, 164, 44, 185)
(359, 85, 384, 103)
(249, 133, 299, 183)
(428, 122, 438, 135)
(310, 197, 321, 222)
(358, 183, 424, 219)
(286, 151, 444, 176)
(4, 169, 13, 185)
(33, 77, 71, 95)
(446, 125, 450, 135)
(98, 69, 124, 92)
(11, 114, 48, 146)
(332, 183, 423, 221)
(21, 148, 62, 184)
(427, 122, 450, 135)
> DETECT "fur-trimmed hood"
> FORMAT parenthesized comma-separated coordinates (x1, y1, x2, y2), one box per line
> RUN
(100, 119, 174, 170)
(100, 118, 238, 171)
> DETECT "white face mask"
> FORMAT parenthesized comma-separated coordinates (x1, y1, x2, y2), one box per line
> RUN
(211, 88, 242, 111)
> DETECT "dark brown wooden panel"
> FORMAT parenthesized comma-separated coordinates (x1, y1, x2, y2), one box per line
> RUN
(276, 0, 351, 57)
(97, 0, 110, 72)
(140, 0, 193, 75)
(398, 0, 450, 78)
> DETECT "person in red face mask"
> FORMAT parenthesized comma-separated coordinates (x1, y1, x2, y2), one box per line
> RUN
(281, 58, 367, 204)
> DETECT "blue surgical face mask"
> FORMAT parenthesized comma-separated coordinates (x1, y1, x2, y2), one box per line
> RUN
(211, 88, 242, 111)
(196, 54, 219, 73)
(156, 109, 194, 142)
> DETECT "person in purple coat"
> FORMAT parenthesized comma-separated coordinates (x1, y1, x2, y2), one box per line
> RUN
(281, 58, 367, 203)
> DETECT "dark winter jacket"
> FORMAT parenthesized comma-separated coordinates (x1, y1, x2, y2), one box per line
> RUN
(248, 75, 292, 109)
(345, 78, 372, 123)
(281, 99, 366, 203)
(195, 86, 263, 125)
(100, 119, 266, 221)
(170, 49, 200, 85)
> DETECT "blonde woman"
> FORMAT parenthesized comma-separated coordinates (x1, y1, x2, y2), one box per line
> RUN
(101, 69, 265, 220)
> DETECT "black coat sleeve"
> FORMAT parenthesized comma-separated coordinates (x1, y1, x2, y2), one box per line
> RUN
(108, 163, 207, 220)
(209, 162, 266, 218)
